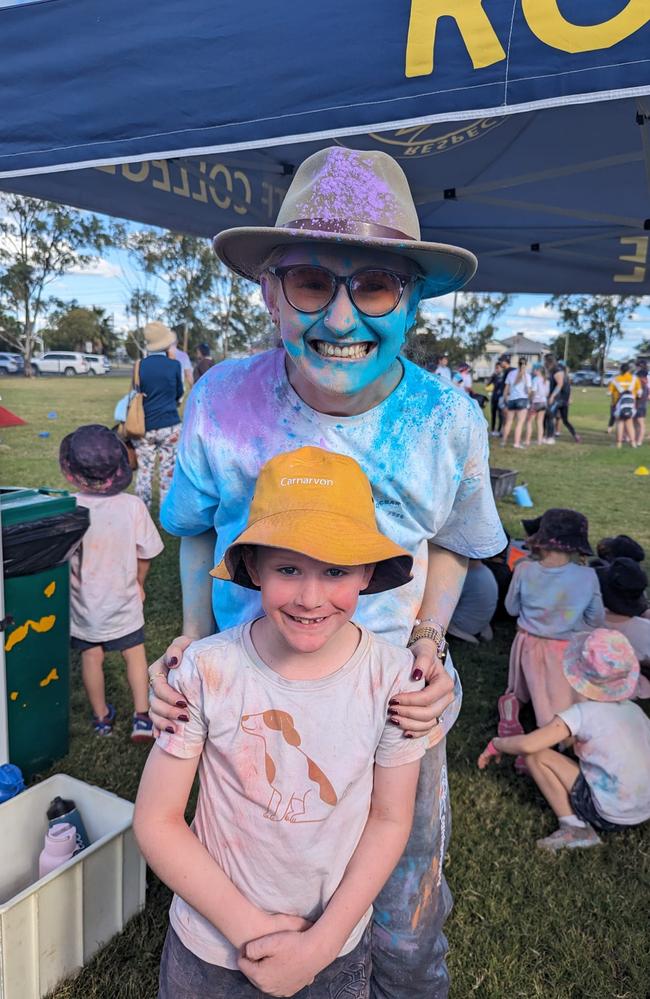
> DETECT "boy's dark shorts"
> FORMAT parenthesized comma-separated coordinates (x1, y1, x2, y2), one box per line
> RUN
(158, 923, 371, 999)
(570, 771, 625, 833)
(71, 626, 145, 653)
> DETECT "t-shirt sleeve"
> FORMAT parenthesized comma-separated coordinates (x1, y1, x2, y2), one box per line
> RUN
(505, 561, 523, 616)
(583, 570, 605, 628)
(557, 703, 584, 738)
(156, 647, 208, 759)
(135, 499, 165, 559)
(375, 665, 428, 768)
(160, 380, 221, 536)
(433, 405, 507, 559)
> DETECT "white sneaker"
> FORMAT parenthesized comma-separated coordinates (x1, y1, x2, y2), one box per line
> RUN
(447, 624, 479, 645)
(536, 824, 602, 852)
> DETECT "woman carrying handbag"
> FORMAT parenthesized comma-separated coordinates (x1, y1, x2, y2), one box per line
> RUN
(132, 322, 184, 510)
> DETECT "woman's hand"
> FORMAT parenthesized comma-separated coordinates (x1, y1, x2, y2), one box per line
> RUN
(388, 638, 455, 737)
(148, 636, 193, 735)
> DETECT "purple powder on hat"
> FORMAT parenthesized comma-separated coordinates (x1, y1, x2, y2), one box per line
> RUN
(292, 148, 402, 229)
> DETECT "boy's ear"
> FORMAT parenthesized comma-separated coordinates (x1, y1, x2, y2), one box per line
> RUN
(241, 546, 260, 586)
(362, 563, 376, 589)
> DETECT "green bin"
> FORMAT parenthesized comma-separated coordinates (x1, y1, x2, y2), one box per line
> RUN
(1, 489, 83, 778)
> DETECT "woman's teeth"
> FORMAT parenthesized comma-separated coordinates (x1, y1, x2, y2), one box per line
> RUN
(314, 341, 372, 359)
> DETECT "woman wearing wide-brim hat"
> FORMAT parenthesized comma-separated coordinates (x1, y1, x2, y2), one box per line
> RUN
(132, 322, 185, 511)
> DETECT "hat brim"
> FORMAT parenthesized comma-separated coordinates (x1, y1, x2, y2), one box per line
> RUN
(525, 530, 593, 557)
(60, 432, 133, 497)
(211, 510, 413, 595)
(146, 332, 176, 352)
(563, 654, 640, 702)
(213, 226, 477, 299)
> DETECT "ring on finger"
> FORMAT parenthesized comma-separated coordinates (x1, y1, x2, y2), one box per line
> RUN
(148, 671, 167, 688)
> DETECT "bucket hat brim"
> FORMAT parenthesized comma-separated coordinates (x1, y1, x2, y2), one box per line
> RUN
(596, 566, 649, 618)
(563, 631, 640, 702)
(211, 509, 413, 595)
(213, 226, 477, 300)
(60, 431, 132, 497)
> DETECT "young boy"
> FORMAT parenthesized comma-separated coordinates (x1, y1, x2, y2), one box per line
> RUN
(134, 447, 427, 997)
(60, 424, 164, 741)
(479, 629, 650, 851)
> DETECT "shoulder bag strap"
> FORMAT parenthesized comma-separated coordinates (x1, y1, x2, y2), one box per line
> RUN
(133, 359, 141, 391)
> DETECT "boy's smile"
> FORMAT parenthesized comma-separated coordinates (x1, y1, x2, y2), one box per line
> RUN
(244, 547, 374, 674)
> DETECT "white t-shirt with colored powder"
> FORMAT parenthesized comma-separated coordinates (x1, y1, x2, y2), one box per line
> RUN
(505, 368, 532, 401)
(559, 700, 650, 825)
(70, 492, 163, 641)
(530, 375, 549, 406)
(157, 623, 427, 969)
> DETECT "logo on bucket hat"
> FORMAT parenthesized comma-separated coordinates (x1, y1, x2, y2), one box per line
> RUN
(211, 446, 413, 595)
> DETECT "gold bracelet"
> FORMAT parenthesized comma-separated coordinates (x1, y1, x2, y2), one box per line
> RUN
(407, 625, 448, 664)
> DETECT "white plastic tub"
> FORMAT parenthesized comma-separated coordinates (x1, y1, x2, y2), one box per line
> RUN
(0, 773, 146, 999)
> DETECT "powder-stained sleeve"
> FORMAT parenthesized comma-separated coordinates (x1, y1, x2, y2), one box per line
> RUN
(375, 668, 427, 768)
(583, 570, 605, 628)
(433, 406, 506, 559)
(135, 497, 164, 559)
(160, 380, 220, 536)
(156, 648, 207, 759)
(504, 561, 523, 617)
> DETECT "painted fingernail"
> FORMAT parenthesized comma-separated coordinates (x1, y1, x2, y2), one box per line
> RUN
(412, 669, 423, 681)
(175, 700, 187, 709)
(389, 717, 400, 726)
(165, 726, 175, 734)
(388, 698, 400, 707)
(404, 733, 414, 739)
(167, 656, 178, 667)
(177, 713, 190, 723)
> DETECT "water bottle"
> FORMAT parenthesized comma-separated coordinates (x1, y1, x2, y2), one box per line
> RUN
(0, 764, 25, 804)
(47, 796, 90, 854)
(38, 823, 77, 878)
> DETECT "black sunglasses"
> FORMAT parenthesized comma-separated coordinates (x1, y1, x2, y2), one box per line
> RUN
(269, 264, 420, 318)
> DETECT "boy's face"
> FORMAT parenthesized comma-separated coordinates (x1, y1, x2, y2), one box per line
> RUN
(261, 244, 422, 398)
(244, 547, 374, 654)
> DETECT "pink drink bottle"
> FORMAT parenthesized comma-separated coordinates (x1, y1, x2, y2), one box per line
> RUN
(38, 822, 77, 878)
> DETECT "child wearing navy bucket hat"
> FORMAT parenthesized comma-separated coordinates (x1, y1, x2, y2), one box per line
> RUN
(60, 424, 164, 741)
(479, 629, 650, 851)
(597, 557, 650, 696)
(496, 509, 605, 772)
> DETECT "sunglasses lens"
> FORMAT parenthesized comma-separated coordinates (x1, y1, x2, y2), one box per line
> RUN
(282, 266, 335, 312)
(350, 270, 403, 316)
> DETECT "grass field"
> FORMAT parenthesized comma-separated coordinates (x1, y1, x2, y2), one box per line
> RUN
(1, 377, 649, 999)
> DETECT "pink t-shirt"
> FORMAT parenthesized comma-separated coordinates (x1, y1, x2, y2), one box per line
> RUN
(70, 492, 163, 641)
(157, 623, 426, 969)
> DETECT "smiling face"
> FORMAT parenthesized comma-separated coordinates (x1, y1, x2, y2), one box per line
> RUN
(261, 243, 423, 402)
(244, 546, 374, 656)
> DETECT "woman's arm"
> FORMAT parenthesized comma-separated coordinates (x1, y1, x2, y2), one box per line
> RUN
(134, 745, 306, 947)
(238, 758, 421, 995)
(389, 544, 467, 740)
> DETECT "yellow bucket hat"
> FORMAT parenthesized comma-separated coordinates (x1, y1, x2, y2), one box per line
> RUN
(211, 446, 413, 594)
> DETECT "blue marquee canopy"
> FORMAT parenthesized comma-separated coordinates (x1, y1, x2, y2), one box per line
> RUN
(1, 0, 650, 293)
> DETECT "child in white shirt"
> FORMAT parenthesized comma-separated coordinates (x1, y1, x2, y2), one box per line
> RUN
(135, 447, 427, 998)
(480, 628, 650, 851)
(60, 424, 163, 741)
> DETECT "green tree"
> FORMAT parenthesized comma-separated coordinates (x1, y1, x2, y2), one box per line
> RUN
(0, 195, 111, 373)
(404, 293, 510, 368)
(43, 303, 118, 353)
(636, 337, 650, 355)
(548, 294, 641, 377)
(125, 289, 163, 356)
(550, 331, 596, 370)
(209, 272, 272, 356)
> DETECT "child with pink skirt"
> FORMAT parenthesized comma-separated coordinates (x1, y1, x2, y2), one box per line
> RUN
(500, 509, 605, 736)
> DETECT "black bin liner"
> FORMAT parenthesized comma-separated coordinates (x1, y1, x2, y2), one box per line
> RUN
(2, 507, 90, 579)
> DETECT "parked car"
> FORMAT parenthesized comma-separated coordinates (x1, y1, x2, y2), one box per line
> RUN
(31, 351, 89, 376)
(571, 369, 600, 386)
(0, 352, 24, 376)
(83, 354, 111, 375)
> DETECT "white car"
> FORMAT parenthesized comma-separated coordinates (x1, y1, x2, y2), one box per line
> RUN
(31, 351, 89, 376)
(0, 352, 23, 376)
(84, 354, 111, 375)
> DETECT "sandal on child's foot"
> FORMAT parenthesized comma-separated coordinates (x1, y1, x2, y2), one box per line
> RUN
(92, 704, 116, 736)
(497, 692, 525, 738)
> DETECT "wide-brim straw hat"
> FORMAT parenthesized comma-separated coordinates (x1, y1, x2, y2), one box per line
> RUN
(212, 446, 413, 595)
(563, 629, 640, 702)
(144, 321, 176, 353)
(59, 424, 132, 497)
(213, 146, 477, 299)
(596, 557, 648, 617)
(525, 508, 593, 556)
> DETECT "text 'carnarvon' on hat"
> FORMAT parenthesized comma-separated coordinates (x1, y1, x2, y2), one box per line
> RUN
(212, 446, 413, 595)
(213, 146, 477, 299)
(59, 424, 132, 496)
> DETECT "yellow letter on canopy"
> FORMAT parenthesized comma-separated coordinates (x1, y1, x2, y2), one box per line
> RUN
(523, 0, 650, 53)
(405, 0, 506, 78)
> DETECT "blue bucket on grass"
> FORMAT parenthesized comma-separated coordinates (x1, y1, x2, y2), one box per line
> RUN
(513, 484, 533, 507)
